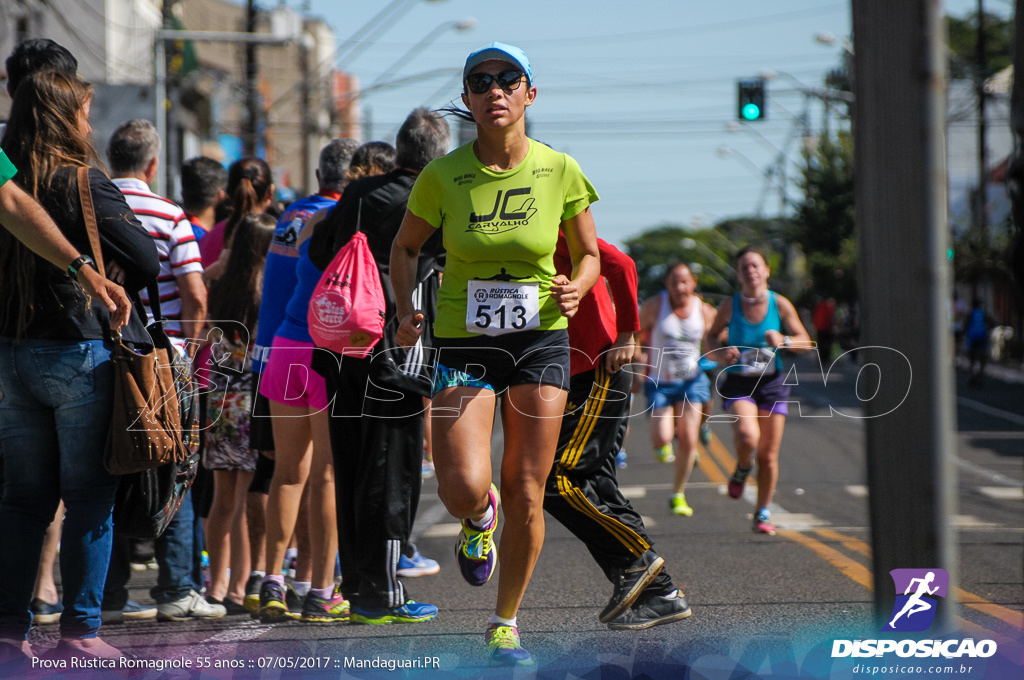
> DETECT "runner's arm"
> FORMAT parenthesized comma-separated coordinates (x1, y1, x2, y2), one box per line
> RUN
(551, 207, 600, 318)
(391, 210, 435, 347)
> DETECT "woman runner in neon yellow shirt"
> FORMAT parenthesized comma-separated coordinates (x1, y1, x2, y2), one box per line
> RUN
(391, 42, 599, 667)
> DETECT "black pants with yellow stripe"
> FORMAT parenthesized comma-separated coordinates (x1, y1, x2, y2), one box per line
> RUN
(545, 365, 674, 590)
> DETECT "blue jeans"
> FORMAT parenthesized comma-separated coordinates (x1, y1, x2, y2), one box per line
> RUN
(0, 338, 118, 640)
(151, 488, 197, 604)
(105, 488, 198, 606)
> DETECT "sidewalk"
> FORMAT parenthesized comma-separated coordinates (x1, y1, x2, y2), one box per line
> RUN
(955, 355, 1024, 384)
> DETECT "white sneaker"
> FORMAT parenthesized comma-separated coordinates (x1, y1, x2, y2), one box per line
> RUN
(157, 590, 227, 622)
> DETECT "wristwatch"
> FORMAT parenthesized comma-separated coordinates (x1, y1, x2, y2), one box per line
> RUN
(782, 335, 792, 348)
(67, 254, 97, 278)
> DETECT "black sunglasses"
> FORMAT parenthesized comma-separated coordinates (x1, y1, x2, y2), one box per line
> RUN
(465, 70, 526, 95)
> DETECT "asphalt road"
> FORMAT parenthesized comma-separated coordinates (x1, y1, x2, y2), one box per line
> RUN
(18, 355, 1023, 680)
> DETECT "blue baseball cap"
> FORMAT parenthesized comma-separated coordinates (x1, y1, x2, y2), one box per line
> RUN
(463, 42, 533, 85)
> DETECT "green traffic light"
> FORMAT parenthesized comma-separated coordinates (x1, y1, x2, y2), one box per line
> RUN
(741, 103, 761, 121)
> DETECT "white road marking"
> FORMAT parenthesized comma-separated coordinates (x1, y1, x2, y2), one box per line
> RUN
(957, 396, 1024, 426)
(978, 486, 1024, 500)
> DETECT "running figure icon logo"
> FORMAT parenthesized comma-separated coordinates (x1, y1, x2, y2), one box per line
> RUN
(883, 568, 949, 632)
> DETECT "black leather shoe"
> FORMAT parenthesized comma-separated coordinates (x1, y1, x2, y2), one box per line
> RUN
(598, 550, 665, 623)
(606, 588, 693, 630)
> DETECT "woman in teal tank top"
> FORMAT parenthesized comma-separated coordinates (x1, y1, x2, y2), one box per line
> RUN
(705, 247, 812, 535)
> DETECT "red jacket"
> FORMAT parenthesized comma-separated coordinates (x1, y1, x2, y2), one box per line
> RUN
(554, 234, 640, 376)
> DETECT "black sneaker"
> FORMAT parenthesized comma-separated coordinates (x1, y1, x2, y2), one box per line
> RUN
(243, 574, 262, 613)
(285, 583, 304, 610)
(606, 588, 693, 630)
(208, 597, 250, 616)
(598, 550, 665, 623)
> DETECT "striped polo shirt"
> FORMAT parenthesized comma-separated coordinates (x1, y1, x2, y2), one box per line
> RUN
(113, 177, 204, 346)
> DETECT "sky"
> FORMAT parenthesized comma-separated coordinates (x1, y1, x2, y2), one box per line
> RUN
(303, 0, 1013, 248)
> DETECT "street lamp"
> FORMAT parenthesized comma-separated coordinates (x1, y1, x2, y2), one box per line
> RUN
(814, 31, 854, 56)
(758, 68, 853, 139)
(359, 17, 475, 140)
(367, 18, 476, 90)
(333, 0, 451, 70)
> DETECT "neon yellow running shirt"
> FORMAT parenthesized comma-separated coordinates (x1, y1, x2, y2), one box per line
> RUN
(407, 140, 598, 338)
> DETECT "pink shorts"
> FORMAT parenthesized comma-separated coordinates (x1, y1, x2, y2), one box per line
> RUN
(257, 337, 329, 411)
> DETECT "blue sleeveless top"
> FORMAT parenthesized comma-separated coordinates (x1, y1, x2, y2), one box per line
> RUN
(725, 292, 783, 374)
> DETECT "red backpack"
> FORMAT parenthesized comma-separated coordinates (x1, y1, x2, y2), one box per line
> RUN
(307, 231, 385, 357)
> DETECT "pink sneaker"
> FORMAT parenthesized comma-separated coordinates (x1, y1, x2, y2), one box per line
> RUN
(753, 509, 776, 535)
(728, 465, 751, 499)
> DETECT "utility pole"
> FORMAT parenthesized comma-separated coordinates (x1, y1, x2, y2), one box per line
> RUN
(976, 0, 989, 257)
(299, 35, 312, 194)
(244, 0, 259, 157)
(852, 0, 957, 631)
(160, 0, 176, 195)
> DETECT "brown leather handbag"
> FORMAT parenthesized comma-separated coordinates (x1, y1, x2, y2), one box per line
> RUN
(77, 166, 189, 474)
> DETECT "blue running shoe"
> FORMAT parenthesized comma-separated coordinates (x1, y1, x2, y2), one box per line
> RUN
(349, 600, 438, 625)
(486, 624, 534, 666)
(397, 547, 440, 577)
(753, 507, 777, 535)
(615, 450, 628, 469)
(456, 483, 498, 586)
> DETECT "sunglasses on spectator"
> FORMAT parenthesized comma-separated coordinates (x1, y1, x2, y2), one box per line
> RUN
(465, 70, 526, 95)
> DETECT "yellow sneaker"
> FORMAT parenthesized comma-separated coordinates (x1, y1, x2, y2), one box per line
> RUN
(670, 493, 693, 516)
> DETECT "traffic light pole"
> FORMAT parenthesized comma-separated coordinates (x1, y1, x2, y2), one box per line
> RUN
(852, 0, 957, 631)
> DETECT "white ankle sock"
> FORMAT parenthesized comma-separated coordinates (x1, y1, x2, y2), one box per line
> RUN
(310, 585, 333, 599)
(291, 581, 311, 597)
(488, 613, 516, 628)
(468, 505, 494, 530)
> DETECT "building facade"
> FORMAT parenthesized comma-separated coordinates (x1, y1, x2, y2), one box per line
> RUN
(0, 0, 356, 200)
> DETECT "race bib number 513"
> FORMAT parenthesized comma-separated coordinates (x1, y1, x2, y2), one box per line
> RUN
(466, 280, 540, 336)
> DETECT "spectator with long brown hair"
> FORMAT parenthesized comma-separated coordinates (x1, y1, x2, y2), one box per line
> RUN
(0, 69, 158, 664)
(202, 213, 276, 613)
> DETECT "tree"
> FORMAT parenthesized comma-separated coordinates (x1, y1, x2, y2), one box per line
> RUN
(792, 131, 857, 304)
(623, 218, 798, 303)
(947, 10, 1013, 81)
(624, 226, 714, 302)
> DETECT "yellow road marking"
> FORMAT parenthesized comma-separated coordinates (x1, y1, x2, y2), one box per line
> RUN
(800, 529, 1024, 634)
(682, 425, 1021, 636)
(776, 529, 875, 591)
(696, 438, 728, 484)
(954, 588, 1024, 631)
(813, 528, 871, 558)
